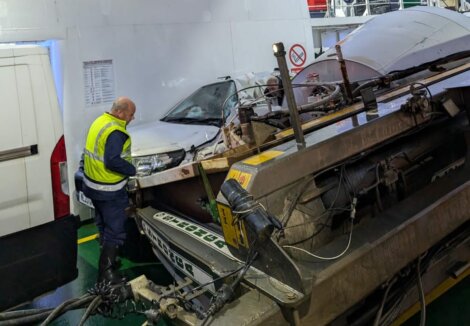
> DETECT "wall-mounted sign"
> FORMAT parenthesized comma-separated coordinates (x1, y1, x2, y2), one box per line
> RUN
(83, 60, 115, 107)
(289, 44, 307, 67)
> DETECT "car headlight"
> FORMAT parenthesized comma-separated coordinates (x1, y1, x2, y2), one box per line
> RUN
(132, 149, 185, 176)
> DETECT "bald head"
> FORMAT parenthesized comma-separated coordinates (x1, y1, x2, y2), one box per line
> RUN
(266, 76, 280, 94)
(110, 97, 136, 124)
(267, 76, 279, 85)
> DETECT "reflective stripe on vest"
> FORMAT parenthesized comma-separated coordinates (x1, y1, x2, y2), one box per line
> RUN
(83, 176, 128, 192)
(84, 112, 132, 188)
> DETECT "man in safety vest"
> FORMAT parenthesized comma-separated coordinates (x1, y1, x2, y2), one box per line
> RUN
(82, 97, 136, 284)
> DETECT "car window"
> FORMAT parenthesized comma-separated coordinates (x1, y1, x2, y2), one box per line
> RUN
(162, 81, 238, 126)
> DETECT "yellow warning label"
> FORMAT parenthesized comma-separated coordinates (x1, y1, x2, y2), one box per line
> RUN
(217, 203, 248, 249)
(226, 169, 252, 189)
(243, 150, 284, 166)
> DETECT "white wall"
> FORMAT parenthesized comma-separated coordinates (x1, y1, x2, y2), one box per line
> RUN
(0, 0, 314, 214)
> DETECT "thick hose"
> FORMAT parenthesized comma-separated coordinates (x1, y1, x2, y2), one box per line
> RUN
(297, 84, 341, 113)
(39, 294, 92, 326)
(0, 308, 52, 320)
(0, 295, 94, 326)
(78, 296, 102, 326)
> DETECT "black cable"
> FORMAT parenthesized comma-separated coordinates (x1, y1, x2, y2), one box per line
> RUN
(78, 296, 102, 326)
(1, 281, 134, 325)
(0, 295, 94, 326)
(284, 163, 348, 246)
(388, 50, 470, 81)
(151, 264, 247, 323)
(411, 82, 433, 102)
(39, 294, 93, 326)
(188, 265, 245, 295)
(342, 165, 356, 199)
(352, 79, 383, 98)
(278, 175, 316, 228)
(0, 311, 52, 326)
(56, 295, 96, 315)
(0, 308, 53, 320)
(200, 246, 259, 323)
(374, 164, 384, 211)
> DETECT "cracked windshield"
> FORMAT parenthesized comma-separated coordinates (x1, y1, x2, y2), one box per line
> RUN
(162, 80, 238, 126)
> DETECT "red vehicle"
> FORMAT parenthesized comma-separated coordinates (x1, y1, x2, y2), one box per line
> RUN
(307, 0, 327, 17)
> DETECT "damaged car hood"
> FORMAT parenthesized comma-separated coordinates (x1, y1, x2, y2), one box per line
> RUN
(129, 120, 220, 157)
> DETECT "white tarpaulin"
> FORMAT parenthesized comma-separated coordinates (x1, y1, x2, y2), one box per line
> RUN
(296, 7, 470, 83)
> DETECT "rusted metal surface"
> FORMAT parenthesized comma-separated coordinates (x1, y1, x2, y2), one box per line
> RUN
(208, 289, 288, 326)
(142, 171, 227, 222)
(336, 44, 354, 102)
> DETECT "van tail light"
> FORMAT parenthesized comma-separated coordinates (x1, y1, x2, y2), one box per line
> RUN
(51, 135, 70, 219)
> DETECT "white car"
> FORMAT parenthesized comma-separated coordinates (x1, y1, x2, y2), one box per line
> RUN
(129, 72, 276, 176)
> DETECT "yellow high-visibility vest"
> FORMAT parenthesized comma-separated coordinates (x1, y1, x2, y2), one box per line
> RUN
(83, 112, 131, 191)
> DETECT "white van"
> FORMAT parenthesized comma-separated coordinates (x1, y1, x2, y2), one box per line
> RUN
(0, 44, 77, 310)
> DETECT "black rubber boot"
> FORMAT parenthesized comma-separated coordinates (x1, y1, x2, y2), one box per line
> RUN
(98, 239, 122, 269)
(97, 244, 126, 285)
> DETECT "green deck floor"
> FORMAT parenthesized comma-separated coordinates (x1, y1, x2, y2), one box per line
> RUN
(17, 222, 469, 325)
(24, 221, 174, 325)
(403, 275, 470, 326)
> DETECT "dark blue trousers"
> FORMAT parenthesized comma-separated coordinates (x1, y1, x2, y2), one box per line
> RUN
(91, 189, 128, 246)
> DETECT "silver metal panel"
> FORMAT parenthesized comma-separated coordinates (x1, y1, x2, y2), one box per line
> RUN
(299, 170, 470, 325)
(208, 289, 288, 326)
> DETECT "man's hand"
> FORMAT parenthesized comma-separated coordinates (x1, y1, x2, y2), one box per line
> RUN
(127, 177, 139, 192)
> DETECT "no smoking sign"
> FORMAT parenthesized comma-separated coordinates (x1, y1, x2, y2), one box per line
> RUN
(289, 44, 307, 67)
